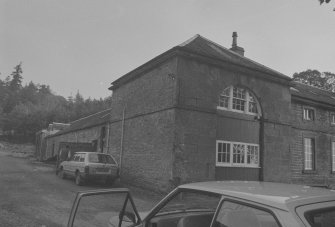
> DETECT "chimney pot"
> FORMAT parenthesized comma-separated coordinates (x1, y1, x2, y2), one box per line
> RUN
(230, 32, 245, 56)
(232, 32, 238, 47)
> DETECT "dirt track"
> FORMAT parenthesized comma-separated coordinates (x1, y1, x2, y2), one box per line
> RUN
(0, 145, 161, 227)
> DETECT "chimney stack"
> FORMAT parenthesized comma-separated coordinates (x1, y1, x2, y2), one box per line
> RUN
(230, 32, 245, 56)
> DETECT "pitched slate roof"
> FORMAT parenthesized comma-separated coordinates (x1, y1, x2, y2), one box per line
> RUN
(110, 34, 290, 89)
(290, 81, 335, 107)
(47, 108, 112, 138)
(178, 34, 290, 80)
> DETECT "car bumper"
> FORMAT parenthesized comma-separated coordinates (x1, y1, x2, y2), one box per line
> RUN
(81, 173, 119, 181)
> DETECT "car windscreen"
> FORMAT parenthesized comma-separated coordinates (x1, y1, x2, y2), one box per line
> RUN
(305, 207, 335, 227)
(88, 154, 116, 164)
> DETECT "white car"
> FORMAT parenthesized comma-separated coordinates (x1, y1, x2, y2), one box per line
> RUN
(58, 152, 119, 186)
(67, 181, 335, 227)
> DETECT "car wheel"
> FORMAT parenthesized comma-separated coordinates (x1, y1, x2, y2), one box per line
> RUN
(75, 172, 84, 186)
(58, 168, 66, 179)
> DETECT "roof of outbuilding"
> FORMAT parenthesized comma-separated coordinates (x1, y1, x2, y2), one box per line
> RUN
(110, 34, 291, 89)
(47, 108, 112, 138)
(290, 81, 335, 107)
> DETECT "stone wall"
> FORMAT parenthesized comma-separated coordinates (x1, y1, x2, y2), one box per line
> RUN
(45, 124, 105, 159)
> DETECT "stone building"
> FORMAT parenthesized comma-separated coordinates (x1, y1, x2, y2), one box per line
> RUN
(44, 109, 111, 159)
(44, 33, 335, 192)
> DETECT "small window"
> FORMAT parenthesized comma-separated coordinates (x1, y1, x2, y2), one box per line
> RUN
(303, 108, 314, 121)
(330, 113, 335, 125)
(214, 200, 280, 227)
(217, 141, 259, 167)
(79, 154, 85, 162)
(89, 153, 116, 164)
(332, 142, 335, 172)
(73, 155, 80, 162)
(304, 138, 315, 171)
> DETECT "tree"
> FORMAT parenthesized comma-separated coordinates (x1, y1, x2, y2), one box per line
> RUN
(9, 63, 23, 92)
(318, 0, 335, 10)
(293, 69, 335, 92)
(319, 0, 331, 4)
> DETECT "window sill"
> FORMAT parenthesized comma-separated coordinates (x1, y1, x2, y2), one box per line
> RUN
(216, 165, 260, 169)
(217, 107, 258, 116)
(302, 170, 317, 174)
(216, 108, 258, 121)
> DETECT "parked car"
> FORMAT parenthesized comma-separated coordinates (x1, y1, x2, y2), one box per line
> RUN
(66, 181, 335, 227)
(58, 152, 119, 186)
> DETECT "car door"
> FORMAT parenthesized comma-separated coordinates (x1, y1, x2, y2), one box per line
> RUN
(67, 188, 142, 227)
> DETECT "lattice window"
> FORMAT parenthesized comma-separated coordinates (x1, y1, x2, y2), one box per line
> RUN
(216, 141, 259, 167)
(217, 86, 259, 115)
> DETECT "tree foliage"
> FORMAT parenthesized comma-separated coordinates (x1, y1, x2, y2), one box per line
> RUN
(318, 0, 334, 11)
(0, 63, 112, 140)
(293, 69, 335, 92)
(319, 0, 331, 4)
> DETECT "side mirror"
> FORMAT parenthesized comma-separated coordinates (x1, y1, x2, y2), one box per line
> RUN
(120, 211, 136, 223)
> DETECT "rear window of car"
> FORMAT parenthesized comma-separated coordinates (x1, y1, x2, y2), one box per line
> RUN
(88, 153, 116, 164)
(305, 207, 335, 227)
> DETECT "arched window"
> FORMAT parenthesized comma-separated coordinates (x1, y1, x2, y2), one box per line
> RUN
(218, 86, 260, 115)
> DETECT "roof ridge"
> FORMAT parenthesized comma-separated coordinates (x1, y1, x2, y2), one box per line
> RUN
(178, 34, 200, 47)
(70, 108, 112, 124)
(196, 34, 288, 78)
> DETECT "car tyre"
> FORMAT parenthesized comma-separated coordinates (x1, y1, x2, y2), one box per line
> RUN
(58, 168, 66, 179)
(75, 172, 84, 186)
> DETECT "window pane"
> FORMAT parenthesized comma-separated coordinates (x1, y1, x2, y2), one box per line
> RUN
(219, 87, 230, 108)
(233, 87, 246, 99)
(247, 145, 259, 166)
(232, 98, 245, 111)
(248, 93, 258, 114)
(304, 138, 314, 170)
(218, 143, 222, 163)
(217, 142, 230, 164)
(332, 142, 335, 172)
(305, 207, 335, 227)
(233, 144, 244, 164)
(219, 96, 229, 108)
(214, 201, 280, 227)
(232, 87, 246, 111)
(331, 114, 335, 124)
(157, 190, 221, 215)
(304, 108, 314, 120)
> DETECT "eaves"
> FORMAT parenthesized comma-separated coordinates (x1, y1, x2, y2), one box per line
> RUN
(291, 94, 335, 111)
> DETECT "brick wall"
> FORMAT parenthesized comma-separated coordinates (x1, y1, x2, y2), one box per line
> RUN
(290, 101, 335, 187)
(107, 58, 178, 192)
(173, 56, 292, 184)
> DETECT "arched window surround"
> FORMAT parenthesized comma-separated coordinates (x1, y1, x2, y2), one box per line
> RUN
(217, 85, 262, 116)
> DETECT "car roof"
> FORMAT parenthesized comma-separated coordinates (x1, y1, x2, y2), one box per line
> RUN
(74, 152, 110, 155)
(178, 181, 335, 211)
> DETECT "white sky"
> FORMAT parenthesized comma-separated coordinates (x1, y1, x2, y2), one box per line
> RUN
(1, 0, 335, 99)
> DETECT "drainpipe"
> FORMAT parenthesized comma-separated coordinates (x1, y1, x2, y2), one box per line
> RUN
(106, 123, 110, 154)
(119, 106, 126, 176)
(259, 116, 265, 181)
